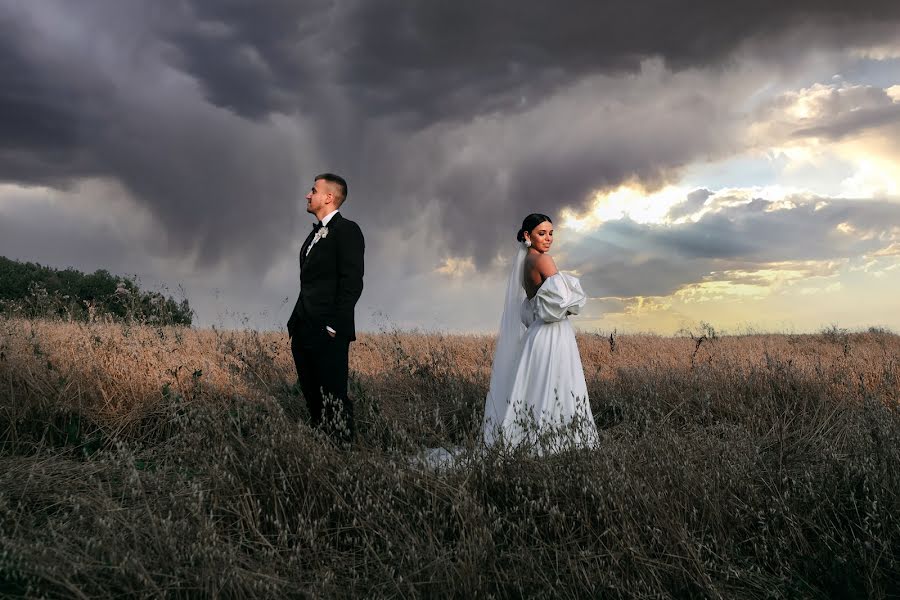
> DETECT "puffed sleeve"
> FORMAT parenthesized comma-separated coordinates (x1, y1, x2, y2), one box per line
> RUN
(534, 273, 587, 323)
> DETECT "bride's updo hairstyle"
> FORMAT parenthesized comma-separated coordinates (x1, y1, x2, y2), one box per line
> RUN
(517, 213, 553, 242)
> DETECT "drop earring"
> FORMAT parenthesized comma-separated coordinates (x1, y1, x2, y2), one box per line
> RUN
(524, 239, 532, 247)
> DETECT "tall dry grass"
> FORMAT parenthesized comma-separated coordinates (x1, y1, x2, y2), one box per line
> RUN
(1, 317, 899, 597)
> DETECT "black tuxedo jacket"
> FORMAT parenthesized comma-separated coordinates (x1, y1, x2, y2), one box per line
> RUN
(287, 212, 365, 341)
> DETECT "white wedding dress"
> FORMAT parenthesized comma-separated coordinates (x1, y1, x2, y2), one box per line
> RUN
(414, 244, 598, 469)
(482, 246, 599, 452)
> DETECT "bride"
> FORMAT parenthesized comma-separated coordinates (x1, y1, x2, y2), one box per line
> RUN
(482, 213, 599, 451)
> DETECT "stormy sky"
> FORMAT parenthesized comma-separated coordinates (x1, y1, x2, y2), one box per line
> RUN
(2, 0, 900, 333)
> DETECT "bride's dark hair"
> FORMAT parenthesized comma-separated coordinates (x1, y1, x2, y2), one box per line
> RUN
(517, 213, 553, 242)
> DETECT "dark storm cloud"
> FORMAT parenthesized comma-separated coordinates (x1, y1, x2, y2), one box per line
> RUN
(570, 196, 900, 298)
(174, 0, 900, 122)
(793, 103, 900, 140)
(666, 188, 712, 220)
(0, 27, 103, 185)
(752, 81, 900, 146)
(579, 254, 714, 298)
(0, 1, 306, 269)
(149, 0, 900, 268)
(163, 0, 335, 119)
(2, 0, 900, 279)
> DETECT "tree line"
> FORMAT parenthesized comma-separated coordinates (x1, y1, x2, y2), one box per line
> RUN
(0, 256, 193, 325)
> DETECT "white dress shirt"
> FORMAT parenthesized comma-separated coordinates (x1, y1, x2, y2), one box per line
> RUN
(320, 209, 339, 226)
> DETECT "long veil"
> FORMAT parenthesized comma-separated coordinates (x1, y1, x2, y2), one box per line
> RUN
(482, 243, 527, 444)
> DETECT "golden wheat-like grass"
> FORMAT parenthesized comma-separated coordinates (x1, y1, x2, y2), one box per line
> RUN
(4, 318, 896, 398)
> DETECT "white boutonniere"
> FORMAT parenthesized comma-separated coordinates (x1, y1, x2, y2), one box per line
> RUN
(306, 226, 330, 255)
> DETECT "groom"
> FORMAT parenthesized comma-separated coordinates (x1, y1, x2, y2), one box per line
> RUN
(287, 173, 365, 442)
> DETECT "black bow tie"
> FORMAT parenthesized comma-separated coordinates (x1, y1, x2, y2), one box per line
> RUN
(312, 221, 323, 232)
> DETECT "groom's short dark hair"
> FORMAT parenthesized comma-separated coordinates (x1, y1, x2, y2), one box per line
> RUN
(315, 173, 348, 204)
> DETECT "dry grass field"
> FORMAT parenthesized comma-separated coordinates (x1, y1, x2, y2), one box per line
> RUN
(1, 317, 899, 597)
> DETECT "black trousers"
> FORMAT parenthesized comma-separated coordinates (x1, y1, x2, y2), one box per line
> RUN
(290, 324, 353, 441)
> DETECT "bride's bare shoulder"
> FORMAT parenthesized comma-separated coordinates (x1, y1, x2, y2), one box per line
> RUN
(533, 253, 558, 278)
